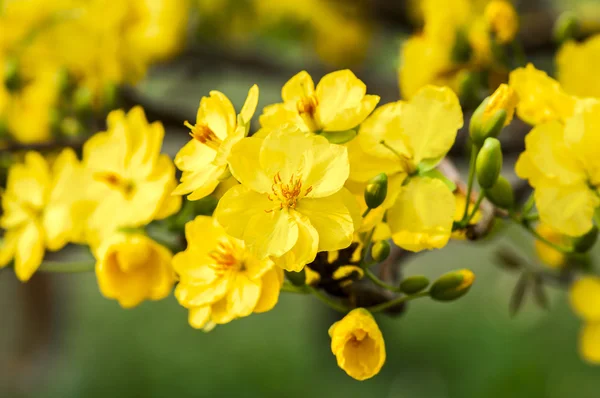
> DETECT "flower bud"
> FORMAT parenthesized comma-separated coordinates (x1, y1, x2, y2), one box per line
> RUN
(469, 84, 518, 147)
(364, 173, 388, 209)
(371, 240, 391, 263)
(4, 57, 21, 92)
(485, 176, 514, 209)
(476, 137, 503, 189)
(399, 275, 430, 295)
(573, 225, 599, 253)
(430, 269, 475, 301)
(285, 269, 306, 286)
(484, 0, 519, 44)
(554, 12, 579, 44)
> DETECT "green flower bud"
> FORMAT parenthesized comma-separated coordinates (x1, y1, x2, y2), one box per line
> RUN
(451, 28, 472, 64)
(364, 173, 388, 209)
(4, 57, 21, 92)
(554, 12, 579, 44)
(430, 269, 475, 301)
(399, 275, 430, 295)
(476, 137, 503, 189)
(457, 71, 480, 109)
(485, 176, 514, 209)
(371, 240, 391, 263)
(469, 84, 518, 147)
(285, 269, 306, 287)
(573, 225, 599, 253)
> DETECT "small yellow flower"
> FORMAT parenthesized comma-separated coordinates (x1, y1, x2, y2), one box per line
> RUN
(82, 106, 180, 246)
(173, 216, 283, 330)
(329, 308, 386, 381)
(259, 70, 379, 134)
(173, 85, 259, 200)
(214, 125, 360, 271)
(95, 232, 175, 308)
(556, 34, 600, 99)
(333, 265, 364, 287)
(508, 63, 576, 125)
(482, 83, 519, 126)
(484, 0, 519, 44)
(534, 223, 567, 268)
(570, 277, 600, 363)
(0, 149, 85, 281)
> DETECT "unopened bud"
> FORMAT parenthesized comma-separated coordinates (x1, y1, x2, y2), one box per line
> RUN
(554, 12, 579, 44)
(470, 84, 518, 147)
(476, 137, 503, 189)
(371, 240, 391, 263)
(285, 269, 306, 287)
(485, 176, 514, 209)
(573, 225, 599, 253)
(399, 275, 430, 295)
(4, 57, 21, 92)
(364, 173, 388, 209)
(430, 269, 475, 301)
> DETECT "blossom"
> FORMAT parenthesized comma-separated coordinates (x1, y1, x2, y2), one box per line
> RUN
(348, 85, 463, 251)
(556, 34, 600, 99)
(214, 125, 360, 271)
(570, 277, 600, 363)
(329, 308, 386, 381)
(259, 70, 379, 134)
(173, 85, 259, 200)
(484, 0, 519, 44)
(82, 106, 180, 246)
(0, 149, 85, 281)
(95, 232, 175, 308)
(173, 216, 283, 330)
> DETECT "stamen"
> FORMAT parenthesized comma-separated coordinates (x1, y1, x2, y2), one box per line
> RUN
(185, 121, 222, 151)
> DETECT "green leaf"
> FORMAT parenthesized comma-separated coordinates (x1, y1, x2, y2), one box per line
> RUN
(418, 169, 457, 192)
(320, 129, 357, 144)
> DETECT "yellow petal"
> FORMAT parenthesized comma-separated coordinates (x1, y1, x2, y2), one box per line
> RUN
(42, 205, 71, 251)
(0, 229, 19, 267)
(14, 222, 45, 282)
(274, 211, 319, 272)
(173, 167, 222, 200)
(175, 277, 231, 308)
(197, 91, 236, 139)
(188, 306, 211, 329)
(258, 103, 308, 131)
(556, 35, 600, 99)
(570, 277, 600, 321)
(388, 177, 455, 252)
(225, 274, 262, 318)
(214, 185, 274, 240)
(254, 268, 284, 313)
(174, 139, 217, 172)
(564, 99, 600, 186)
(228, 136, 272, 193)
(347, 137, 405, 182)
(580, 322, 600, 364)
(239, 84, 259, 124)
(243, 208, 299, 259)
(281, 71, 315, 102)
(303, 135, 349, 198)
(258, 125, 314, 183)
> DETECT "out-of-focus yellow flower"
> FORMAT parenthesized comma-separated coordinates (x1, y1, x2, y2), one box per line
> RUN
(515, 99, 600, 237)
(508, 64, 576, 125)
(329, 308, 386, 381)
(82, 106, 180, 246)
(484, 0, 518, 44)
(214, 125, 360, 271)
(173, 85, 259, 200)
(570, 277, 600, 363)
(305, 266, 321, 286)
(349, 85, 463, 251)
(95, 232, 175, 308)
(333, 265, 364, 287)
(556, 34, 600, 99)
(259, 70, 379, 134)
(173, 216, 283, 330)
(534, 223, 568, 268)
(0, 149, 85, 281)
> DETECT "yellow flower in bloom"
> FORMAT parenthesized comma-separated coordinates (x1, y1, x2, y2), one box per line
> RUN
(215, 125, 360, 271)
(173, 85, 259, 200)
(508, 64, 576, 125)
(95, 232, 175, 308)
(173, 216, 283, 330)
(570, 277, 600, 363)
(556, 35, 600, 99)
(329, 308, 386, 381)
(348, 86, 463, 251)
(259, 70, 379, 134)
(534, 223, 567, 268)
(515, 100, 600, 237)
(484, 0, 518, 44)
(83, 106, 180, 246)
(0, 149, 84, 281)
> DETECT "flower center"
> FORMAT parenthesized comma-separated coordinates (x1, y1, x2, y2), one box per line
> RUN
(296, 95, 319, 131)
(94, 171, 135, 197)
(185, 121, 222, 151)
(349, 329, 368, 346)
(208, 239, 245, 275)
(266, 172, 312, 212)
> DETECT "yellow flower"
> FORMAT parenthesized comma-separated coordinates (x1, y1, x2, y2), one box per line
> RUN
(534, 223, 567, 268)
(259, 70, 379, 134)
(94, 232, 175, 308)
(333, 265, 364, 287)
(82, 106, 180, 246)
(214, 125, 360, 271)
(508, 63, 576, 125)
(329, 308, 386, 381)
(484, 0, 518, 44)
(173, 216, 283, 330)
(515, 100, 600, 237)
(349, 85, 463, 251)
(173, 85, 259, 200)
(570, 277, 600, 363)
(556, 34, 600, 99)
(0, 149, 85, 281)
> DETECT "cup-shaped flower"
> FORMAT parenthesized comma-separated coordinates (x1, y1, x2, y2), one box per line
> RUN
(82, 106, 180, 246)
(329, 308, 386, 381)
(570, 277, 600, 363)
(259, 70, 379, 134)
(173, 216, 283, 330)
(94, 232, 175, 308)
(0, 149, 86, 281)
(173, 85, 259, 200)
(214, 125, 360, 271)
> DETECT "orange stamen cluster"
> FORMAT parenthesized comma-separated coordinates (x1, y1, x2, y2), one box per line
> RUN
(208, 239, 242, 275)
(185, 121, 222, 151)
(94, 171, 135, 197)
(297, 95, 318, 117)
(266, 172, 312, 212)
